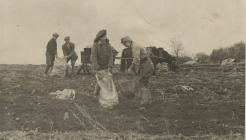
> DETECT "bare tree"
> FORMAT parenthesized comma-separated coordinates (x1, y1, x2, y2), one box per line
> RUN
(170, 39, 183, 58)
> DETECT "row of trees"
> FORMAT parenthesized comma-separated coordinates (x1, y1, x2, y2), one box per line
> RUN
(169, 39, 245, 64)
(210, 42, 245, 63)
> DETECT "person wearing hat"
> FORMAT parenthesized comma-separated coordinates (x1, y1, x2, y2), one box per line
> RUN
(62, 36, 78, 76)
(121, 36, 154, 84)
(121, 36, 154, 105)
(45, 33, 59, 75)
(91, 29, 114, 96)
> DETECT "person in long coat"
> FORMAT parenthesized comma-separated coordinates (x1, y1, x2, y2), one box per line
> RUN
(45, 33, 59, 75)
(91, 29, 113, 96)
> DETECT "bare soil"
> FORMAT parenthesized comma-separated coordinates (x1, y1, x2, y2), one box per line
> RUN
(0, 64, 244, 139)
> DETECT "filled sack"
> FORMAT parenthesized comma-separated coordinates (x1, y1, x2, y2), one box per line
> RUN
(118, 75, 152, 105)
(96, 70, 119, 108)
(118, 75, 137, 99)
(136, 86, 152, 105)
(50, 57, 67, 77)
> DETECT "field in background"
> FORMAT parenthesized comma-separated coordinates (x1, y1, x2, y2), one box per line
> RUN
(0, 64, 244, 140)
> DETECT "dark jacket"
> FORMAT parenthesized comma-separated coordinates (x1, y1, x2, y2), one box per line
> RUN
(91, 41, 113, 70)
(120, 47, 133, 72)
(46, 38, 57, 56)
(62, 42, 78, 60)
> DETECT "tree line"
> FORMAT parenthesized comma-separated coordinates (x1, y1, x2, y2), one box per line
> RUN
(209, 41, 245, 63)
(170, 40, 245, 64)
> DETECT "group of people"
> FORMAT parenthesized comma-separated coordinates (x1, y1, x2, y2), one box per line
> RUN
(45, 33, 78, 76)
(45, 29, 155, 105)
(91, 29, 154, 96)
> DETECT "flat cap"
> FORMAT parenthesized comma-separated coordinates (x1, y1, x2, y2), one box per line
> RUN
(52, 33, 59, 38)
(95, 29, 107, 40)
(121, 36, 133, 43)
(64, 36, 70, 41)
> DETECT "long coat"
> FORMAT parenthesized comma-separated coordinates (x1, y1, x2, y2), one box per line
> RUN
(46, 38, 57, 56)
(91, 41, 113, 71)
(46, 38, 57, 65)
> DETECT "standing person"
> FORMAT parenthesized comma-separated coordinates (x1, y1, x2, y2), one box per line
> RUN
(45, 33, 59, 75)
(91, 29, 114, 96)
(62, 36, 78, 76)
(121, 36, 154, 105)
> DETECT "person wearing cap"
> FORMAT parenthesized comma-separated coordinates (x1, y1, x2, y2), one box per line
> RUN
(45, 33, 59, 75)
(91, 29, 114, 96)
(121, 36, 154, 85)
(121, 36, 154, 105)
(62, 36, 78, 76)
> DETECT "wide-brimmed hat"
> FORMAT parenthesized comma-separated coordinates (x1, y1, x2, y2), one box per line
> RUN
(52, 33, 59, 38)
(95, 29, 107, 41)
(64, 36, 70, 41)
(121, 36, 133, 43)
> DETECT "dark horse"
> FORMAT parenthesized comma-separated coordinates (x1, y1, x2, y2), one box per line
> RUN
(146, 46, 178, 75)
(120, 46, 177, 75)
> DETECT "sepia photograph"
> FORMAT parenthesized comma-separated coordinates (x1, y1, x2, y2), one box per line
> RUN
(0, 0, 245, 139)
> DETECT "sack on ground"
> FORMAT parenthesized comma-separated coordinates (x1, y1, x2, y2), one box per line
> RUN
(50, 57, 67, 77)
(118, 76, 137, 99)
(50, 89, 76, 100)
(118, 76, 151, 105)
(137, 87, 152, 105)
(96, 70, 119, 108)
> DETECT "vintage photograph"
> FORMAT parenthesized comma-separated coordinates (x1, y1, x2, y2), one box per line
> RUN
(0, 0, 245, 139)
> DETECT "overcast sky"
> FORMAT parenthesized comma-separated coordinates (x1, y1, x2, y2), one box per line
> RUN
(0, 0, 245, 64)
